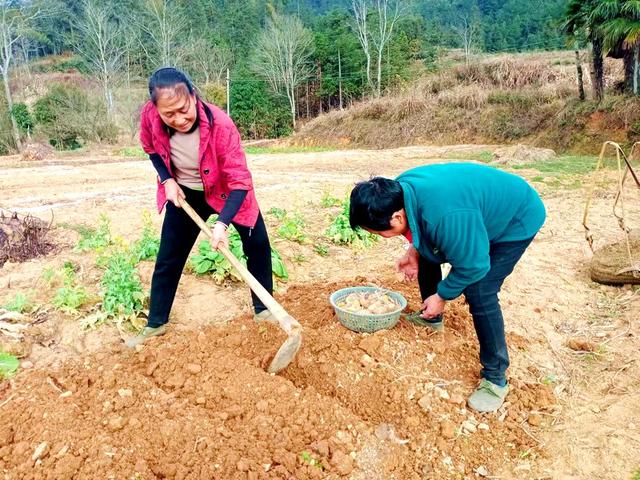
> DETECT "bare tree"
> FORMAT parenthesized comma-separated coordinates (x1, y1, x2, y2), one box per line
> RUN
(371, 0, 403, 97)
(0, 1, 42, 151)
(351, 0, 372, 92)
(140, 0, 185, 67)
(181, 38, 233, 84)
(75, 0, 127, 118)
(453, 13, 480, 66)
(351, 0, 404, 97)
(252, 13, 314, 129)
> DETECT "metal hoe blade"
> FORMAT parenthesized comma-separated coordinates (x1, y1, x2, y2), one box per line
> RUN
(267, 333, 302, 373)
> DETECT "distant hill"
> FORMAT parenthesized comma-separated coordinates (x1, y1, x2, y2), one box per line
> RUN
(292, 50, 640, 153)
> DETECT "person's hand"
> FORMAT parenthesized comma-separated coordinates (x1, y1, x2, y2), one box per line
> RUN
(210, 222, 229, 250)
(420, 293, 446, 319)
(396, 246, 419, 282)
(163, 178, 185, 207)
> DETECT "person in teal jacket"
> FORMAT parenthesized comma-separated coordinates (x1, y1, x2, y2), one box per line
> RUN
(349, 163, 546, 412)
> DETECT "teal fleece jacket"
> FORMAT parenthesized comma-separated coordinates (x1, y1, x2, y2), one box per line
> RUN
(396, 163, 546, 301)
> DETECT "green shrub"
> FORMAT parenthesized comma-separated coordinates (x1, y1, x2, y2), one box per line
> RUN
(96, 122, 118, 144)
(230, 78, 292, 138)
(201, 83, 227, 109)
(33, 83, 117, 149)
(55, 56, 90, 74)
(11, 103, 34, 135)
(487, 91, 535, 109)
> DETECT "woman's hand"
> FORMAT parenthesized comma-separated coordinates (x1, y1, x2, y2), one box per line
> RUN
(420, 293, 446, 319)
(164, 178, 185, 207)
(211, 222, 229, 250)
(396, 246, 419, 282)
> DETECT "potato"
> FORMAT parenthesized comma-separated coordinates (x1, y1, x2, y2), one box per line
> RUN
(338, 290, 399, 314)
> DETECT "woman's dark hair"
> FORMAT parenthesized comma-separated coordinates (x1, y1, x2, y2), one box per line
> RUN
(349, 177, 404, 231)
(148, 67, 195, 104)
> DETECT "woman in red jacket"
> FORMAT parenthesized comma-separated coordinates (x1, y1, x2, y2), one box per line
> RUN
(126, 67, 273, 347)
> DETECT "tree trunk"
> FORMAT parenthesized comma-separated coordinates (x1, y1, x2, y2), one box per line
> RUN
(623, 47, 634, 94)
(634, 44, 639, 96)
(591, 37, 604, 102)
(376, 50, 382, 97)
(575, 50, 585, 101)
(2, 71, 21, 151)
(338, 48, 343, 110)
(289, 86, 296, 130)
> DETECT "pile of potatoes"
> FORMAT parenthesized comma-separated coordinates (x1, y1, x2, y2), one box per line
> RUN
(337, 291, 400, 315)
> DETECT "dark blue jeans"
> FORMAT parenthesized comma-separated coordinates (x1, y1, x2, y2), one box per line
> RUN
(418, 237, 535, 385)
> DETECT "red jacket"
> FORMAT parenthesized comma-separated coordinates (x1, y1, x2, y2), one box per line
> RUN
(139, 99, 260, 227)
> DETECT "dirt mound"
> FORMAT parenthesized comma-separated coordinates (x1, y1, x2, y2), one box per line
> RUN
(20, 143, 53, 162)
(490, 144, 556, 166)
(0, 280, 554, 479)
(590, 232, 640, 285)
(0, 211, 54, 268)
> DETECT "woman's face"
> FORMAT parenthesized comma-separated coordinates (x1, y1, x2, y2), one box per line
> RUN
(155, 87, 197, 133)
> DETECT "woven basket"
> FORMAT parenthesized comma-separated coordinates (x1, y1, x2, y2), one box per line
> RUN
(329, 286, 407, 333)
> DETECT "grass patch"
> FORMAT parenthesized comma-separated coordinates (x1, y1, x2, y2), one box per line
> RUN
(244, 145, 333, 155)
(511, 155, 603, 176)
(116, 146, 146, 157)
(631, 468, 640, 480)
(445, 150, 493, 163)
(507, 155, 617, 189)
(1, 292, 32, 313)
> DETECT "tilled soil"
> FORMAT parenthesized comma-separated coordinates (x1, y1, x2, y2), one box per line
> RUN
(0, 279, 554, 480)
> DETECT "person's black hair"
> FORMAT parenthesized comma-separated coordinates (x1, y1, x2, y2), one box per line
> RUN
(148, 67, 195, 102)
(147, 66, 213, 128)
(349, 177, 404, 231)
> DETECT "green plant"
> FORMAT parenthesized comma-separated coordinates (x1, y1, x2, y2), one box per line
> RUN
(132, 212, 160, 262)
(33, 83, 117, 149)
(313, 243, 329, 256)
(99, 249, 146, 322)
(11, 103, 35, 135)
(267, 207, 287, 220)
(293, 253, 307, 264)
(75, 214, 112, 252)
(325, 199, 377, 248)
(0, 352, 19, 379)
(42, 267, 56, 285)
(277, 213, 306, 243)
(53, 263, 87, 313)
(201, 83, 227, 109)
(320, 189, 341, 207)
(190, 220, 288, 283)
(117, 146, 146, 157)
(54, 285, 88, 312)
(191, 235, 246, 283)
(271, 248, 288, 281)
(1, 292, 31, 313)
(631, 468, 640, 480)
(300, 451, 324, 470)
